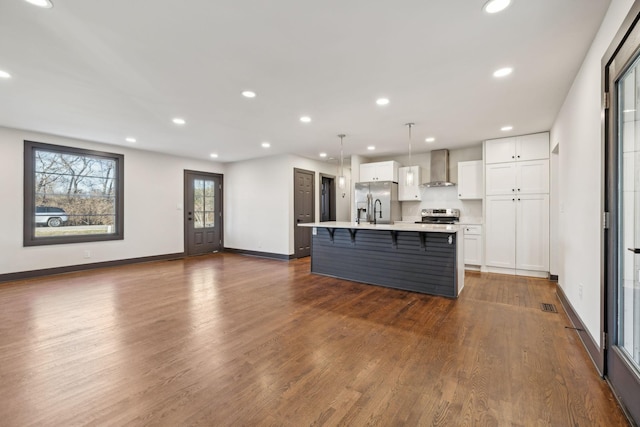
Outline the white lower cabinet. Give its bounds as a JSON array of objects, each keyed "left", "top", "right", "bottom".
[
  {"left": 485, "top": 194, "right": 549, "bottom": 274},
  {"left": 463, "top": 225, "right": 483, "bottom": 267},
  {"left": 485, "top": 196, "right": 517, "bottom": 268},
  {"left": 515, "top": 194, "right": 550, "bottom": 271}
]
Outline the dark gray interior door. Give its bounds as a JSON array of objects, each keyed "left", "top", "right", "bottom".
[
  {"left": 604, "top": 4, "right": 640, "bottom": 424},
  {"left": 294, "top": 168, "right": 314, "bottom": 258},
  {"left": 184, "top": 171, "right": 222, "bottom": 256}
]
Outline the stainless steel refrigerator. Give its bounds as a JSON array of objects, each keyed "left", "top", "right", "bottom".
[{"left": 354, "top": 181, "right": 401, "bottom": 224}]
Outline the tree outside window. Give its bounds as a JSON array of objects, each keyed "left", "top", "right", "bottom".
[{"left": 24, "top": 141, "right": 124, "bottom": 246}]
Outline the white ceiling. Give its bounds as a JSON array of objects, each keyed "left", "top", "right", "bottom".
[{"left": 0, "top": 0, "right": 611, "bottom": 163}]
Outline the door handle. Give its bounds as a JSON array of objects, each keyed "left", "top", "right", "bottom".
[
  {"left": 297, "top": 219, "right": 301, "bottom": 223},
  {"left": 627, "top": 248, "right": 640, "bottom": 253}
]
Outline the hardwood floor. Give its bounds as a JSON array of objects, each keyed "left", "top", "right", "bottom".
[{"left": 0, "top": 253, "right": 629, "bottom": 426}]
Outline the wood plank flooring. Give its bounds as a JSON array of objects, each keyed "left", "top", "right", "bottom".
[{"left": 0, "top": 253, "right": 629, "bottom": 426}]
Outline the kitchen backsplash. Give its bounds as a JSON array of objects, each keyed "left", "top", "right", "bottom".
[{"left": 401, "top": 186, "right": 482, "bottom": 224}]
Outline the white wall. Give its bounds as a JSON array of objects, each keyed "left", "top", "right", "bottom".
[
  {"left": 224, "top": 154, "right": 350, "bottom": 256},
  {"left": 551, "top": 0, "right": 634, "bottom": 345},
  {"left": 0, "top": 126, "right": 224, "bottom": 275}
]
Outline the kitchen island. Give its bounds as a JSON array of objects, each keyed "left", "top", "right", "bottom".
[{"left": 298, "top": 221, "right": 464, "bottom": 298}]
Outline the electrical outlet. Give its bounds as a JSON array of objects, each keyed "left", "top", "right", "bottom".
[
  {"left": 578, "top": 283, "right": 583, "bottom": 300},
  {"left": 84, "top": 250, "right": 91, "bottom": 259}
]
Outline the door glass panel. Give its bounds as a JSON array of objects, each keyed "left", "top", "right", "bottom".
[
  {"left": 192, "top": 178, "right": 215, "bottom": 229},
  {"left": 617, "top": 59, "right": 640, "bottom": 368}
]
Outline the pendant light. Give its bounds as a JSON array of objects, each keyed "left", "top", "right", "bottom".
[
  {"left": 338, "top": 134, "right": 346, "bottom": 192},
  {"left": 405, "top": 123, "right": 415, "bottom": 186}
]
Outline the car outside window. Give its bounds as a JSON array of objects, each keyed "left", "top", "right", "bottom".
[{"left": 24, "top": 140, "right": 124, "bottom": 246}]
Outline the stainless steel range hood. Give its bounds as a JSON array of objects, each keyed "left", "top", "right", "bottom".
[{"left": 423, "top": 149, "right": 455, "bottom": 187}]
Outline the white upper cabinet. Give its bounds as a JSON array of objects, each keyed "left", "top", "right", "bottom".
[
  {"left": 486, "top": 160, "right": 549, "bottom": 195},
  {"left": 516, "top": 160, "right": 549, "bottom": 194},
  {"left": 457, "top": 160, "right": 483, "bottom": 199},
  {"left": 517, "top": 133, "right": 549, "bottom": 161},
  {"left": 485, "top": 163, "right": 517, "bottom": 195},
  {"left": 485, "top": 132, "right": 549, "bottom": 164},
  {"left": 359, "top": 161, "right": 400, "bottom": 182},
  {"left": 398, "top": 166, "right": 422, "bottom": 201},
  {"left": 485, "top": 137, "right": 517, "bottom": 164}
]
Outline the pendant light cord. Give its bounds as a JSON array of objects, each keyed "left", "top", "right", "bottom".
[{"left": 338, "top": 134, "right": 345, "bottom": 177}]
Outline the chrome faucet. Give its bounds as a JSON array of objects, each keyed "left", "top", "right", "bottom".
[{"left": 373, "top": 199, "right": 382, "bottom": 224}]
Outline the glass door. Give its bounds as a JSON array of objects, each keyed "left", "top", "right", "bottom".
[
  {"left": 618, "top": 60, "right": 640, "bottom": 377},
  {"left": 184, "top": 171, "right": 222, "bottom": 256},
  {"left": 605, "top": 6, "right": 640, "bottom": 424}
]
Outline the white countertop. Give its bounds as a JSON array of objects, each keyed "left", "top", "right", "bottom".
[{"left": 298, "top": 221, "right": 460, "bottom": 233}]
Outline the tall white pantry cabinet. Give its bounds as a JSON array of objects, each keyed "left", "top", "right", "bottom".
[{"left": 484, "top": 132, "right": 550, "bottom": 277}]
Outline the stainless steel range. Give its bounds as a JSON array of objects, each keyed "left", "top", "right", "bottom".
[{"left": 415, "top": 208, "right": 460, "bottom": 224}]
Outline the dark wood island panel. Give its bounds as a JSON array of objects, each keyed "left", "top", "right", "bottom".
[{"left": 311, "top": 227, "right": 461, "bottom": 297}]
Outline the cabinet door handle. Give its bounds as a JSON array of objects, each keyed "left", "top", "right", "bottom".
[
  {"left": 512, "top": 188, "right": 515, "bottom": 192},
  {"left": 628, "top": 248, "right": 640, "bottom": 253},
  {"left": 517, "top": 155, "right": 520, "bottom": 158},
  {"left": 512, "top": 155, "right": 515, "bottom": 159},
  {"left": 517, "top": 188, "right": 520, "bottom": 191},
  {"left": 512, "top": 198, "right": 515, "bottom": 201}
]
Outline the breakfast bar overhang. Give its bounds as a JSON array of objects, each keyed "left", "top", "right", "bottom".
[{"left": 298, "top": 222, "right": 464, "bottom": 298}]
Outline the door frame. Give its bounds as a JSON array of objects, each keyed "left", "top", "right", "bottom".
[
  {"left": 602, "top": 2, "right": 640, "bottom": 424},
  {"left": 319, "top": 173, "right": 336, "bottom": 222},
  {"left": 183, "top": 170, "right": 224, "bottom": 256}
]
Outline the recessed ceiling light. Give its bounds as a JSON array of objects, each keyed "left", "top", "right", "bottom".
[
  {"left": 242, "top": 90, "right": 256, "bottom": 98},
  {"left": 261, "top": 142, "right": 270, "bottom": 148},
  {"left": 501, "top": 125, "right": 513, "bottom": 131},
  {"left": 483, "top": 0, "right": 511, "bottom": 14},
  {"left": 319, "top": 152, "right": 327, "bottom": 158},
  {"left": 493, "top": 67, "right": 513, "bottom": 78},
  {"left": 376, "top": 98, "right": 390, "bottom": 106},
  {"left": 24, "top": 0, "right": 53, "bottom": 8},
  {"left": 425, "top": 137, "right": 436, "bottom": 143},
  {"left": 172, "top": 118, "right": 186, "bottom": 125},
  {"left": 0, "top": 70, "right": 11, "bottom": 79},
  {"left": 367, "top": 146, "right": 376, "bottom": 151},
  {"left": 300, "top": 116, "right": 311, "bottom": 123},
  {"left": 125, "top": 137, "right": 136, "bottom": 143},
  {"left": 210, "top": 153, "right": 219, "bottom": 158}
]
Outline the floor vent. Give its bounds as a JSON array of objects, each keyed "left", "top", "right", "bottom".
[{"left": 540, "top": 303, "right": 558, "bottom": 313}]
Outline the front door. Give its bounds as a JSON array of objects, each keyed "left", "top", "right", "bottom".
[
  {"left": 184, "top": 170, "right": 223, "bottom": 256},
  {"left": 604, "top": 4, "right": 640, "bottom": 424},
  {"left": 294, "top": 168, "right": 314, "bottom": 258}
]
